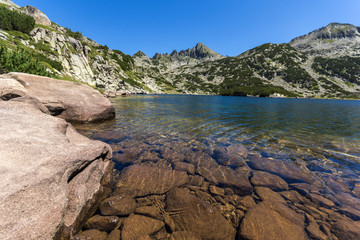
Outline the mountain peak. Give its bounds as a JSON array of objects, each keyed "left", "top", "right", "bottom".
[
  {"left": 289, "top": 23, "right": 360, "bottom": 57},
  {"left": 290, "top": 23, "right": 360, "bottom": 45},
  {"left": 133, "top": 51, "right": 147, "bottom": 58},
  {"left": 195, "top": 42, "right": 206, "bottom": 48},
  {"left": 153, "top": 42, "right": 223, "bottom": 61}
]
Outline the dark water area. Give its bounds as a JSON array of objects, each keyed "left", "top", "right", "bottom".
[{"left": 74, "top": 95, "right": 360, "bottom": 239}]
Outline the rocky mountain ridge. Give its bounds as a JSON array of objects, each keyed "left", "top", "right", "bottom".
[
  {"left": 153, "top": 42, "right": 223, "bottom": 64},
  {"left": 290, "top": 23, "right": 360, "bottom": 57},
  {"left": 1, "top": 1, "right": 360, "bottom": 98},
  {"left": 130, "top": 22, "right": 360, "bottom": 98}
]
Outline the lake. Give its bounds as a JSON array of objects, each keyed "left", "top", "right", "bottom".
[{"left": 75, "top": 95, "right": 360, "bottom": 239}]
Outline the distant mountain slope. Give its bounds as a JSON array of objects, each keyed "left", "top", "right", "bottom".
[
  {"left": 133, "top": 28, "right": 360, "bottom": 98},
  {"left": 0, "top": 1, "right": 359, "bottom": 98},
  {"left": 290, "top": 23, "right": 360, "bottom": 57}
]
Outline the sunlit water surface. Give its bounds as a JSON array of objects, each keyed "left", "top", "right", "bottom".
[{"left": 76, "top": 95, "right": 360, "bottom": 177}]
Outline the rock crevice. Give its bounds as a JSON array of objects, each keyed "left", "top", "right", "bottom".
[{"left": 0, "top": 75, "right": 115, "bottom": 240}]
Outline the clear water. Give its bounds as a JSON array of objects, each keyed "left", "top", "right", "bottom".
[
  {"left": 74, "top": 95, "right": 360, "bottom": 238},
  {"left": 76, "top": 95, "right": 360, "bottom": 177}
]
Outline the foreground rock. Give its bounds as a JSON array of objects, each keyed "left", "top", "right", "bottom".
[
  {"left": 0, "top": 101, "right": 113, "bottom": 240},
  {"left": 0, "top": 72, "right": 115, "bottom": 123}
]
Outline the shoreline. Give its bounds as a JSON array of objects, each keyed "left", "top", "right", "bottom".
[
  {"left": 108, "top": 91, "right": 360, "bottom": 101},
  {"left": 1, "top": 73, "right": 360, "bottom": 239}
]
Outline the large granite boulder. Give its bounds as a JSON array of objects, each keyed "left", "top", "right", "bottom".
[
  {"left": 0, "top": 72, "right": 115, "bottom": 123},
  {"left": 22, "top": 5, "right": 52, "bottom": 26},
  {"left": 0, "top": 101, "right": 113, "bottom": 240}
]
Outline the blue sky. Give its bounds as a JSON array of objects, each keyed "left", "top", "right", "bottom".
[{"left": 14, "top": 0, "right": 360, "bottom": 57}]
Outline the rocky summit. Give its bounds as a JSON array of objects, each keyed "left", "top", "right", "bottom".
[
  {"left": 153, "top": 42, "right": 223, "bottom": 63},
  {"left": 290, "top": 23, "right": 360, "bottom": 57}
]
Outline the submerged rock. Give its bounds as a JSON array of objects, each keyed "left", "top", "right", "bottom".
[
  {"left": 331, "top": 219, "right": 360, "bottom": 240},
  {"left": 166, "top": 188, "right": 236, "bottom": 240},
  {"left": 100, "top": 195, "right": 137, "bottom": 216},
  {"left": 213, "top": 144, "right": 247, "bottom": 167},
  {"left": 198, "top": 164, "right": 253, "bottom": 196},
  {"left": 0, "top": 72, "right": 115, "bottom": 123},
  {"left": 0, "top": 101, "right": 112, "bottom": 240},
  {"left": 239, "top": 201, "right": 306, "bottom": 240},
  {"left": 83, "top": 215, "right": 120, "bottom": 233},
  {"left": 115, "top": 165, "right": 189, "bottom": 197},
  {"left": 248, "top": 154, "right": 313, "bottom": 183},
  {"left": 74, "top": 229, "right": 108, "bottom": 240},
  {"left": 121, "top": 214, "right": 165, "bottom": 240},
  {"left": 251, "top": 170, "right": 289, "bottom": 191},
  {"left": 170, "top": 231, "right": 199, "bottom": 240}
]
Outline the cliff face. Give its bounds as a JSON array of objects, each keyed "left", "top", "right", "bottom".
[{"left": 1, "top": 1, "right": 360, "bottom": 98}]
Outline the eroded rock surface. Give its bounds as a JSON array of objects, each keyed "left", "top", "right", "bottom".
[
  {"left": 0, "top": 72, "right": 115, "bottom": 123},
  {"left": 0, "top": 101, "right": 112, "bottom": 240}
]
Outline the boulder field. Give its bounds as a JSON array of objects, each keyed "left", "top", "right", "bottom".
[{"left": 0, "top": 73, "right": 115, "bottom": 239}]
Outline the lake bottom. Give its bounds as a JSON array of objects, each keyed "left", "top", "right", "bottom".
[{"left": 73, "top": 95, "right": 360, "bottom": 240}]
